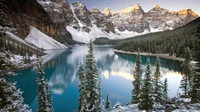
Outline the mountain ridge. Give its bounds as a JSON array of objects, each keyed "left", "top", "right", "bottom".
[{"left": 1, "top": 0, "right": 199, "bottom": 44}]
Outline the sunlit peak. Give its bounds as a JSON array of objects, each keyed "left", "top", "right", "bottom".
[
  {"left": 154, "top": 4, "right": 161, "bottom": 9},
  {"left": 103, "top": 7, "right": 111, "bottom": 15},
  {"left": 120, "top": 3, "right": 142, "bottom": 13},
  {"left": 133, "top": 3, "right": 141, "bottom": 9}
]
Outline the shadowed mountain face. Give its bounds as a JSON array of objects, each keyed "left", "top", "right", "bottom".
[{"left": 1, "top": 0, "right": 72, "bottom": 44}]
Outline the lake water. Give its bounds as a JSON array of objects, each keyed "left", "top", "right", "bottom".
[{"left": 10, "top": 45, "right": 183, "bottom": 112}]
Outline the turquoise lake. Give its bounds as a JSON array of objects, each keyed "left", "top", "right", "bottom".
[{"left": 10, "top": 46, "right": 183, "bottom": 112}]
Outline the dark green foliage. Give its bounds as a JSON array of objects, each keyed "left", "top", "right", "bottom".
[
  {"left": 163, "top": 78, "right": 168, "bottom": 100},
  {"left": 190, "top": 72, "right": 200, "bottom": 103},
  {"left": 194, "top": 24, "right": 200, "bottom": 70},
  {"left": 105, "top": 94, "right": 111, "bottom": 110},
  {"left": 114, "top": 18, "right": 200, "bottom": 58},
  {"left": 180, "top": 48, "right": 192, "bottom": 96},
  {"left": 78, "top": 62, "right": 86, "bottom": 112},
  {"left": 138, "top": 59, "right": 154, "bottom": 111},
  {"left": 191, "top": 21, "right": 200, "bottom": 103},
  {"left": 84, "top": 40, "right": 101, "bottom": 111},
  {"left": 132, "top": 49, "right": 142, "bottom": 104},
  {"left": 153, "top": 57, "right": 164, "bottom": 103},
  {"left": 93, "top": 37, "right": 117, "bottom": 45}
]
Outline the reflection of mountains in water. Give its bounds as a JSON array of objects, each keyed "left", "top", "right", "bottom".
[
  {"left": 10, "top": 49, "right": 74, "bottom": 105},
  {"left": 9, "top": 46, "right": 183, "bottom": 106}
]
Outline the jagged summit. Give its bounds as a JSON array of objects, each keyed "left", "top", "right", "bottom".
[
  {"left": 120, "top": 3, "right": 143, "bottom": 13},
  {"left": 103, "top": 7, "right": 111, "bottom": 15},
  {"left": 91, "top": 7, "right": 100, "bottom": 13},
  {"left": 178, "top": 9, "right": 199, "bottom": 17},
  {"left": 133, "top": 3, "right": 141, "bottom": 10},
  {"left": 154, "top": 4, "right": 161, "bottom": 9}
]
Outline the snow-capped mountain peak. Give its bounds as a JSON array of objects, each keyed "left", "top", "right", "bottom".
[
  {"left": 34, "top": 0, "right": 199, "bottom": 43},
  {"left": 154, "top": 4, "right": 161, "bottom": 9},
  {"left": 103, "top": 7, "right": 111, "bottom": 15}
]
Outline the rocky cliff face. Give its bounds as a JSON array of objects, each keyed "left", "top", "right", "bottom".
[
  {"left": 67, "top": 2, "right": 115, "bottom": 33},
  {"left": 106, "top": 4, "right": 198, "bottom": 32},
  {"left": 1, "top": 0, "right": 53, "bottom": 38},
  {"left": 1, "top": 0, "right": 72, "bottom": 44},
  {"left": 1, "top": 0, "right": 199, "bottom": 43},
  {"left": 110, "top": 4, "right": 150, "bottom": 33}
]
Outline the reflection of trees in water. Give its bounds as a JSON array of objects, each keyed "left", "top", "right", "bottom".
[
  {"left": 9, "top": 50, "right": 76, "bottom": 105},
  {"left": 115, "top": 53, "right": 182, "bottom": 72},
  {"left": 9, "top": 46, "right": 182, "bottom": 108}
]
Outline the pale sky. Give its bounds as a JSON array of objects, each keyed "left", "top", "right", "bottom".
[{"left": 68, "top": 0, "right": 200, "bottom": 15}]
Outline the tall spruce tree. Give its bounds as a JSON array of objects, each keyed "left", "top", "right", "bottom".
[
  {"left": 84, "top": 40, "right": 101, "bottom": 112},
  {"left": 138, "top": 59, "right": 153, "bottom": 111},
  {"left": 37, "top": 60, "right": 48, "bottom": 112},
  {"left": 190, "top": 72, "right": 200, "bottom": 103},
  {"left": 132, "top": 49, "right": 142, "bottom": 104},
  {"left": 78, "top": 62, "right": 86, "bottom": 112},
  {"left": 105, "top": 94, "right": 111, "bottom": 110},
  {"left": 153, "top": 57, "right": 164, "bottom": 103},
  {"left": 163, "top": 78, "right": 168, "bottom": 100},
  {"left": 180, "top": 47, "right": 192, "bottom": 96},
  {"left": 45, "top": 80, "right": 53, "bottom": 112}
]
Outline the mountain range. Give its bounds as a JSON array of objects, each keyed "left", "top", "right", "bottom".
[{"left": 1, "top": 0, "right": 199, "bottom": 44}]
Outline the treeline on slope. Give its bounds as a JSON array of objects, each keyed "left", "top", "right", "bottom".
[
  {"left": 114, "top": 17, "right": 200, "bottom": 58},
  {"left": 0, "top": 1, "right": 47, "bottom": 72}
]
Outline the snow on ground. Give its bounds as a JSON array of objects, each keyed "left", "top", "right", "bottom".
[
  {"left": 149, "top": 25, "right": 163, "bottom": 32},
  {"left": 25, "top": 26, "right": 67, "bottom": 50},
  {"left": 10, "top": 54, "right": 37, "bottom": 65},
  {"left": 6, "top": 32, "right": 38, "bottom": 50},
  {"left": 109, "top": 103, "right": 200, "bottom": 112}
]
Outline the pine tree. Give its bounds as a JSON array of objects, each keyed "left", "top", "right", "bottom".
[
  {"left": 105, "top": 94, "right": 111, "bottom": 110},
  {"left": 180, "top": 47, "right": 192, "bottom": 96},
  {"left": 45, "top": 80, "right": 53, "bottom": 112},
  {"left": 163, "top": 78, "right": 168, "bottom": 100},
  {"left": 132, "top": 49, "right": 142, "bottom": 104},
  {"left": 37, "top": 60, "right": 48, "bottom": 112},
  {"left": 78, "top": 62, "right": 86, "bottom": 112},
  {"left": 138, "top": 59, "right": 153, "bottom": 111},
  {"left": 0, "top": 73, "right": 30, "bottom": 112},
  {"left": 84, "top": 40, "right": 101, "bottom": 112},
  {"left": 153, "top": 57, "right": 164, "bottom": 103},
  {"left": 190, "top": 72, "right": 200, "bottom": 103}
]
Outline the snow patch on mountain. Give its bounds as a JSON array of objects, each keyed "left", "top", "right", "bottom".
[
  {"left": 66, "top": 25, "right": 120, "bottom": 43},
  {"left": 6, "top": 31, "right": 38, "bottom": 50},
  {"left": 25, "top": 26, "right": 67, "bottom": 50},
  {"left": 66, "top": 24, "right": 164, "bottom": 43},
  {"left": 70, "top": 4, "right": 84, "bottom": 28},
  {"left": 115, "top": 29, "right": 150, "bottom": 38}
]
